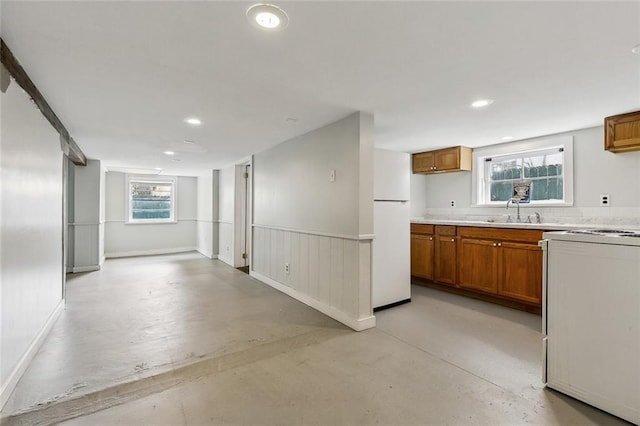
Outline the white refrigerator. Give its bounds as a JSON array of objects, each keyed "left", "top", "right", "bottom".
[{"left": 372, "top": 149, "right": 411, "bottom": 310}]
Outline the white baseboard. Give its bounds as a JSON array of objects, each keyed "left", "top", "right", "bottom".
[
  {"left": 71, "top": 265, "right": 100, "bottom": 273},
  {"left": 105, "top": 246, "right": 197, "bottom": 258},
  {"left": 196, "top": 248, "right": 212, "bottom": 258},
  {"left": 217, "top": 255, "right": 233, "bottom": 267},
  {"left": 250, "top": 271, "right": 376, "bottom": 332},
  {"left": 1, "top": 300, "right": 65, "bottom": 410},
  {"left": 196, "top": 248, "right": 218, "bottom": 259}
]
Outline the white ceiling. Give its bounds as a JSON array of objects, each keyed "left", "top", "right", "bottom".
[{"left": 2, "top": 1, "right": 639, "bottom": 176}]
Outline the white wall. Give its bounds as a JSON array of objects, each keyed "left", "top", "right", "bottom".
[
  {"left": 411, "top": 126, "right": 640, "bottom": 222},
  {"left": 253, "top": 116, "right": 362, "bottom": 236},
  {"left": 1, "top": 79, "right": 64, "bottom": 408},
  {"left": 251, "top": 112, "right": 375, "bottom": 331},
  {"left": 196, "top": 170, "right": 219, "bottom": 259},
  {"left": 71, "top": 159, "right": 103, "bottom": 272},
  {"left": 99, "top": 162, "right": 106, "bottom": 264},
  {"left": 104, "top": 172, "right": 198, "bottom": 257},
  {"left": 217, "top": 165, "right": 235, "bottom": 266}
]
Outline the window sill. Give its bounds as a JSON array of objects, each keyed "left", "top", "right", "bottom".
[
  {"left": 125, "top": 220, "right": 178, "bottom": 225},
  {"left": 472, "top": 202, "right": 574, "bottom": 208}
]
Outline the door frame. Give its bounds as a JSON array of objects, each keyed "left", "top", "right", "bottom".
[{"left": 233, "top": 158, "right": 253, "bottom": 269}]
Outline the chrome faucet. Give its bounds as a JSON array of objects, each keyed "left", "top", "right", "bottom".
[{"left": 506, "top": 198, "right": 521, "bottom": 223}]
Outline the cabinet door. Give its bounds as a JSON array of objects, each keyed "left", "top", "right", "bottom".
[
  {"left": 458, "top": 238, "right": 499, "bottom": 294},
  {"left": 498, "top": 242, "right": 542, "bottom": 304},
  {"left": 434, "top": 147, "right": 460, "bottom": 171},
  {"left": 411, "top": 234, "right": 434, "bottom": 280},
  {"left": 435, "top": 235, "right": 457, "bottom": 286},
  {"left": 412, "top": 152, "right": 435, "bottom": 173},
  {"left": 605, "top": 111, "right": 640, "bottom": 153}
]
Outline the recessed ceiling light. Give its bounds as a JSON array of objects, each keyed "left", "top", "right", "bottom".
[
  {"left": 184, "top": 117, "right": 202, "bottom": 126},
  {"left": 501, "top": 136, "right": 514, "bottom": 141},
  {"left": 285, "top": 117, "right": 298, "bottom": 123},
  {"left": 471, "top": 99, "right": 494, "bottom": 108},
  {"left": 247, "top": 4, "right": 289, "bottom": 30},
  {"left": 171, "top": 158, "right": 182, "bottom": 162},
  {"left": 632, "top": 44, "right": 640, "bottom": 54},
  {"left": 183, "top": 140, "right": 196, "bottom": 145},
  {"left": 154, "top": 168, "right": 163, "bottom": 170},
  {"left": 163, "top": 151, "right": 175, "bottom": 156}
]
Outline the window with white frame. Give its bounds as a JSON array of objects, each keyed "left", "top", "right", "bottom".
[
  {"left": 473, "top": 136, "right": 573, "bottom": 206},
  {"left": 126, "top": 175, "right": 177, "bottom": 223}
]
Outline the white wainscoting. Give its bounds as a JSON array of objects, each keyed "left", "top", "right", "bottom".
[
  {"left": 251, "top": 225, "right": 375, "bottom": 331},
  {"left": 196, "top": 220, "right": 216, "bottom": 259},
  {"left": 0, "top": 300, "right": 64, "bottom": 408},
  {"left": 218, "top": 221, "right": 234, "bottom": 266},
  {"left": 72, "top": 222, "right": 101, "bottom": 272}
]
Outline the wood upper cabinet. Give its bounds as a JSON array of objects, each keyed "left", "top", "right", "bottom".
[
  {"left": 412, "top": 151, "right": 436, "bottom": 173},
  {"left": 605, "top": 110, "right": 640, "bottom": 153},
  {"left": 458, "top": 238, "right": 499, "bottom": 294},
  {"left": 434, "top": 226, "right": 457, "bottom": 286},
  {"left": 412, "top": 146, "right": 472, "bottom": 174}
]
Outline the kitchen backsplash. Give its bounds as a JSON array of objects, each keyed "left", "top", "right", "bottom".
[{"left": 416, "top": 206, "right": 640, "bottom": 226}]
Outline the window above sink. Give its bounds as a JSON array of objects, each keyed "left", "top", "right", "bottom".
[{"left": 472, "top": 136, "right": 574, "bottom": 207}]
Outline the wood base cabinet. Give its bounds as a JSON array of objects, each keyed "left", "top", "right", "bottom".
[
  {"left": 458, "top": 227, "right": 543, "bottom": 305},
  {"left": 410, "top": 224, "right": 434, "bottom": 281},
  {"left": 498, "top": 242, "right": 542, "bottom": 305},
  {"left": 411, "top": 224, "right": 545, "bottom": 312},
  {"left": 411, "top": 234, "right": 434, "bottom": 280},
  {"left": 458, "top": 238, "right": 499, "bottom": 294},
  {"left": 434, "top": 226, "right": 457, "bottom": 286}
]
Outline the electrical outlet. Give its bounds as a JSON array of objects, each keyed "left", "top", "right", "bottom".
[
  {"left": 450, "top": 200, "right": 456, "bottom": 208},
  {"left": 600, "top": 194, "right": 610, "bottom": 206},
  {"left": 284, "top": 263, "right": 290, "bottom": 274}
]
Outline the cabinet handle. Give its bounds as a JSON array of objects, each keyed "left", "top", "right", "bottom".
[
  {"left": 492, "top": 243, "right": 497, "bottom": 247},
  {"left": 429, "top": 237, "right": 433, "bottom": 241},
  {"left": 498, "top": 243, "right": 502, "bottom": 247},
  {"left": 450, "top": 238, "right": 455, "bottom": 242}
]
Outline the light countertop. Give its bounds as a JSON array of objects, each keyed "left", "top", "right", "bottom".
[{"left": 411, "top": 218, "right": 640, "bottom": 232}]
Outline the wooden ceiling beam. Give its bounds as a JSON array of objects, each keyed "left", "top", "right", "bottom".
[{"left": 1, "top": 38, "right": 87, "bottom": 166}]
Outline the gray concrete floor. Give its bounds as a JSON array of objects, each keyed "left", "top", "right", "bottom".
[{"left": 1, "top": 252, "right": 628, "bottom": 425}]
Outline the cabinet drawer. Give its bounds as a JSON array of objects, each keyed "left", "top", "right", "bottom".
[
  {"left": 411, "top": 224, "right": 434, "bottom": 235},
  {"left": 458, "top": 226, "right": 542, "bottom": 244},
  {"left": 435, "top": 225, "right": 456, "bottom": 236}
]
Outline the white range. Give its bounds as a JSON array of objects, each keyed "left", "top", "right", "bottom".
[{"left": 541, "top": 229, "right": 640, "bottom": 424}]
